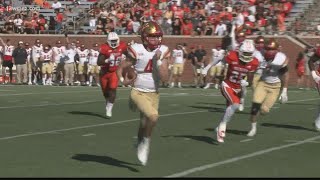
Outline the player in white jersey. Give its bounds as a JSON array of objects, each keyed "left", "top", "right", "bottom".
[
  {"left": 307, "top": 47, "right": 320, "bottom": 131},
  {"left": 117, "top": 21, "right": 170, "bottom": 166},
  {"left": 76, "top": 44, "right": 89, "bottom": 85},
  {"left": 170, "top": 43, "right": 187, "bottom": 88},
  {"left": 32, "top": 39, "right": 43, "bottom": 84},
  {"left": 24, "top": 43, "right": 33, "bottom": 85},
  {"left": 203, "top": 44, "right": 225, "bottom": 89},
  {"left": 252, "top": 36, "right": 266, "bottom": 91},
  {"left": 88, "top": 43, "right": 100, "bottom": 87},
  {"left": 0, "top": 45, "right": 3, "bottom": 71},
  {"left": 40, "top": 46, "right": 53, "bottom": 85},
  {"left": 247, "top": 38, "right": 289, "bottom": 137},
  {"left": 52, "top": 40, "right": 66, "bottom": 84},
  {"left": 0, "top": 38, "right": 14, "bottom": 84}
]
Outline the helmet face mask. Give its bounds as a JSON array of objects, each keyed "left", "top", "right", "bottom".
[
  {"left": 239, "top": 39, "right": 255, "bottom": 63},
  {"left": 107, "top": 32, "right": 120, "bottom": 49}
]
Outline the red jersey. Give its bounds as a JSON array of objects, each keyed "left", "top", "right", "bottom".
[
  {"left": 224, "top": 51, "right": 259, "bottom": 89},
  {"left": 99, "top": 41, "right": 127, "bottom": 73}
]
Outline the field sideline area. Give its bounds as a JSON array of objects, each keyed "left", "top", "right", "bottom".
[{"left": 0, "top": 85, "right": 319, "bottom": 177}]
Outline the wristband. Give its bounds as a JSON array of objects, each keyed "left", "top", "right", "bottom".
[{"left": 120, "top": 77, "right": 124, "bottom": 83}]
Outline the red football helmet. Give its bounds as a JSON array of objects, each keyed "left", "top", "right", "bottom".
[
  {"left": 140, "top": 21, "right": 163, "bottom": 50},
  {"left": 264, "top": 38, "right": 279, "bottom": 61},
  {"left": 255, "top": 35, "right": 265, "bottom": 51}
]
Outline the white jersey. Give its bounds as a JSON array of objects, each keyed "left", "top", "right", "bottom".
[
  {"left": 52, "top": 46, "right": 66, "bottom": 63},
  {"left": 89, "top": 49, "right": 99, "bottom": 65},
  {"left": 26, "top": 48, "right": 32, "bottom": 61},
  {"left": 172, "top": 49, "right": 184, "bottom": 64},
  {"left": 129, "top": 43, "right": 170, "bottom": 92},
  {"left": 76, "top": 49, "right": 89, "bottom": 64},
  {"left": 4, "top": 45, "right": 14, "bottom": 56},
  {"left": 32, "top": 45, "right": 43, "bottom": 60},
  {"left": 40, "top": 50, "right": 53, "bottom": 62},
  {"left": 253, "top": 50, "right": 265, "bottom": 75},
  {"left": 260, "top": 52, "right": 287, "bottom": 84},
  {"left": 212, "top": 49, "right": 225, "bottom": 66},
  {"left": 64, "top": 48, "right": 77, "bottom": 64}
]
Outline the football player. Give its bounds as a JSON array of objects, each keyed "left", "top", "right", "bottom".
[
  {"left": 40, "top": 45, "right": 53, "bottom": 85},
  {"left": 25, "top": 42, "right": 33, "bottom": 85},
  {"left": 32, "top": 39, "right": 43, "bottom": 85},
  {"left": 88, "top": 43, "right": 100, "bottom": 87},
  {"left": 213, "top": 39, "right": 259, "bottom": 143},
  {"left": 97, "top": 32, "right": 127, "bottom": 118},
  {"left": 170, "top": 43, "right": 187, "bottom": 88},
  {"left": 76, "top": 44, "right": 90, "bottom": 85},
  {"left": 252, "top": 36, "right": 266, "bottom": 90},
  {"left": 117, "top": 21, "right": 170, "bottom": 166},
  {"left": 307, "top": 46, "right": 320, "bottom": 131},
  {"left": 203, "top": 44, "right": 225, "bottom": 89},
  {"left": 247, "top": 38, "right": 289, "bottom": 137},
  {"left": 0, "top": 38, "right": 14, "bottom": 84},
  {"left": 52, "top": 40, "right": 66, "bottom": 85}
]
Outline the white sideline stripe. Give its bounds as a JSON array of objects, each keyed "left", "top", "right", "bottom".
[
  {"left": 0, "top": 90, "right": 101, "bottom": 96},
  {"left": 240, "top": 139, "right": 253, "bottom": 143},
  {"left": 0, "top": 110, "right": 207, "bottom": 141},
  {"left": 82, "top": 133, "right": 96, "bottom": 137},
  {"left": 165, "top": 135, "right": 320, "bottom": 177},
  {"left": 284, "top": 140, "right": 320, "bottom": 144},
  {"left": 0, "top": 89, "right": 16, "bottom": 91}
]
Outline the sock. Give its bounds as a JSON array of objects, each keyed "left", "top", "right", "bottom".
[
  {"left": 221, "top": 104, "right": 240, "bottom": 124},
  {"left": 178, "top": 82, "right": 181, "bottom": 86},
  {"left": 42, "top": 78, "right": 46, "bottom": 84},
  {"left": 171, "top": 82, "right": 174, "bottom": 86},
  {"left": 28, "top": 73, "right": 32, "bottom": 82},
  {"left": 106, "top": 102, "right": 114, "bottom": 112},
  {"left": 48, "top": 77, "right": 52, "bottom": 84},
  {"left": 89, "top": 75, "right": 93, "bottom": 83},
  {"left": 251, "top": 122, "right": 257, "bottom": 130},
  {"left": 315, "top": 113, "right": 320, "bottom": 128}
]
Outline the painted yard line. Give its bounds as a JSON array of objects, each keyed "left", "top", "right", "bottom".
[
  {"left": 0, "top": 110, "right": 208, "bottom": 141},
  {"left": 165, "top": 135, "right": 320, "bottom": 177},
  {"left": 82, "top": 133, "right": 96, "bottom": 137},
  {"left": 0, "top": 90, "right": 101, "bottom": 96},
  {"left": 284, "top": 140, "right": 320, "bottom": 144},
  {"left": 0, "top": 89, "right": 16, "bottom": 91},
  {"left": 0, "top": 93, "right": 220, "bottom": 109},
  {"left": 240, "top": 139, "right": 253, "bottom": 143}
]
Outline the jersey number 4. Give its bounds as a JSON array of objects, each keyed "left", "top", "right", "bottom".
[{"left": 144, "top": 59, "right": 153, "bottom": 72}]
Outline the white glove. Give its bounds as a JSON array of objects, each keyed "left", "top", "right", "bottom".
[
  {"left": 240, "top": 79, "right": 249, "bottom": 87},
  {"left": 279, "top": 88, "right": 288, "bottom": 104},
  {"left": 105, "top": 59, "right": 109, "bottom": 63},
  {"left": 201, "top": 68, "right": 208, "bottom": 76},
  {"left": 311, "top": 71, "right": 320, "bottom": 83}
]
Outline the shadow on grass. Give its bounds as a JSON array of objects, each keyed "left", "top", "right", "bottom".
[
  {"left": 205, "top": 128, "right": 248, "bottom": 136},
  {"left": 261, "top": 123, "right": 317, "bottom": 132},
  {"left": 68, "top": 111, "right": 106, "bottom": 119},
  {"left": 72, "top": 154, "right": 140, "bottom": 172},
  {"left": 161, "top": 135, "right": 219, "bottom": 145},
  {"left": 188, "top": 105, "right": 225, "bottom": 113}
]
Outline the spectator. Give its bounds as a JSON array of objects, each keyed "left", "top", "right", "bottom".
[
  {"left": 215, "top": 20, "right": 227, "bottom": 36},
  {"left": 172, "top": 17, "right": 182, "bottom": 35},
  {"left": 295, "top": 51, "right": 305, "bottom": 89},
  {"left": 51, "top": 0, "right": 62, "bottom": 10},
  {"left": 12, "top": 41, "right": 28, "bottom": 84},
  {"left": 13, "top": 14, "right": 23, "bottom": 34},
  {"left": 36, "top": 14, "right": 47, "bottom": 33},
  {"left": 181, "top": 18, "right": 193, "bottom": 35},
  {"left": 23, "top": 17, "right": 34, "bottom": 34},
  {"left": 54, "top": 9, "right": 63, "bottom": 32},
  {"left": 89, "top": 16, "right": 96, "bottom": 27},
  {"left": 95, "top": 20, "right": 103, "bottom": 34},
  {"left": 204, "top": 21, "right": 214, "bottom": 35}
]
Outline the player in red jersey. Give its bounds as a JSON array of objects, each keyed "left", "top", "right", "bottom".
[
  {"left": 213, "top": 39, "right": 259, "bottom": 143},
  {"left": 97, "top": 32, "right": 128, "bottom": 118}
]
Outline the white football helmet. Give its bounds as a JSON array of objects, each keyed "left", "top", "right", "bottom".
[
  {"left": 107, "top": 32, "right": 120, "bottom": 49},
  {"left": 239, "top": 39, "right": 255, "bottom": 63}
]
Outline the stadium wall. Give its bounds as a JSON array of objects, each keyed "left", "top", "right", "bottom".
[{"left": 0, "top": 34, "right": 309, "bottom": 87}]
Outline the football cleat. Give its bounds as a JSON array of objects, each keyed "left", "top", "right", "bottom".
[
  {"left": 137, "top": 138, "right": 150, "bottom": 166},
  {"left": 203, "top": 84, "right": 210, "bottom": 89},
  {"left": 216, "top": 124, "right": 226, "bottom": 143},
  {"left": 239, "top": 98, "right": 245, "bottom": 111},
  {"left": 106, "top": 108, "right": 112, "bottom": 118},
  {"left": 247, "top": 128, "right": 257, "bottom": 137}
]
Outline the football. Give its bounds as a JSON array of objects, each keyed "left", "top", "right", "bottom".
[{"left": 123, "top": 66, "right": 137, "bottom": 80}]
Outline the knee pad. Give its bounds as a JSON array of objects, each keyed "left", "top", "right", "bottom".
[{"left": 251, "top": 103, "right": 261, "bottom": 115}]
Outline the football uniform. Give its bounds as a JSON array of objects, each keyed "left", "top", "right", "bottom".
[
  {"left": 40, "top": 50, "right": 53, "bottom": 74},
  {"left": 128, "top": 43, "right": 170, "bottom": 118},
  {"left": 3, "top": 45, "right": 14, "bottom": 67},
  {"left": 221, "top": 51, "right": 259, "bottom": 105},
  {"left": 252, "top": 49, "right": 265, "bottom": 90},
  {"left": 76, "top": 49, "right": 89, "bottom": 75},
  {"left": 52, "top": 46, "right": 66, "bottom": 73},
  {"left": 32, "top": 45, "right": 43, "bottom": 69},
  {"left": 99, "top": 41, "right": 127, "bottom": 91},
  {"left": 172, "top": 49, "right": 184, "bottom": 75},
  {"left": 209, "top": 48, "right": 225, "bottom": 77},
  {"left": 26, "top": 47, "right": 32, "bottom": 73},
  {"left": 88, "top": 49, "right": 100, "bottom": 74},
  {"left": 253, "top": 52, "right": 288, "bottom": 113}
]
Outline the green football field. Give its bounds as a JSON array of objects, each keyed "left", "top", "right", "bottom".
[{"left": 0, "top": 85, "right": 319, "bottom": 177}]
